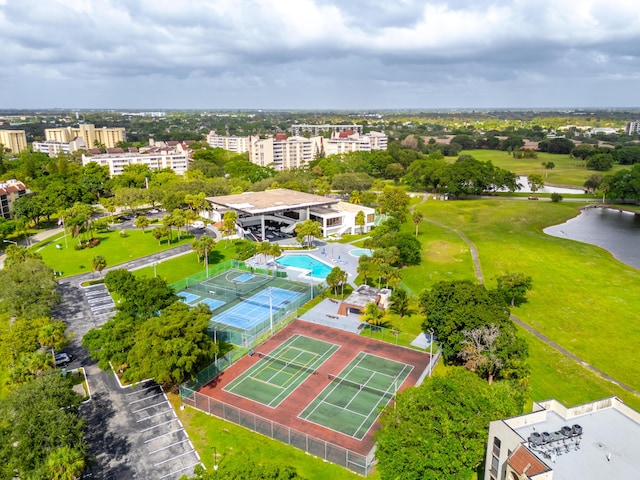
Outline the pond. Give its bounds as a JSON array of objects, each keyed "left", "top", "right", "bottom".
[{"left": 544, "top": 207, "right": 640, "bottom": 269}]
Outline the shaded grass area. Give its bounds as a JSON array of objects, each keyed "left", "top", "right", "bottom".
[
  {"left": 411, "top": 199, "right": 640, "bottom": 393},
  {"left": 168, "top": 393, "right": 370, "bottom": 480},
  {"left": 36, "top": 229, "right": 196, "bottom": 277},
  {"left": 457, "top": 149, "right": 627, "bottom": 187}
]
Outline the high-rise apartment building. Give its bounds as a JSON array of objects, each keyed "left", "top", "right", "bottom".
[
  {"left": 45, "top": 124, "right": 126, "bottom": 149},
  {"left": 625, "top": 121, "right": 640, "bottom": 135},
  {"left": 0, "top": 130, "right": 28, "bottom": 153},
  {"left": 206, "top": 132, "right": 251, "bottom": 153}
]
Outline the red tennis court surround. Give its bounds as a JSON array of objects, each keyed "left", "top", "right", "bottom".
[{"left": 197, "top": 320, "right": 432, "bottom": 458}]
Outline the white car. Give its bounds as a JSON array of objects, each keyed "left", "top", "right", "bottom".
[
  {"left": 54, "top": 352, "right": 73, "bottom": 367},
  {"left": 192, "top": 220, "right": 205, "bottom": 229}
]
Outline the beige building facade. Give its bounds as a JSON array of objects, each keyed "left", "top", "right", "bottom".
[
  {"left": 45, "top": 124, "right": 126, "bottom": 149},
  {"left": 0, "top": 130, "right": 28, "bottom": 153},
  {"left": 82, "top": 144, "right": 190, "bottom": 176}
]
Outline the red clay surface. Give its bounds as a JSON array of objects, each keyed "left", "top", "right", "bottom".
[{"left": 198, "top": 320, "right": 432, "bottom": 455}]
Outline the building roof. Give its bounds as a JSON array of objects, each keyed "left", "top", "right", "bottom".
[
  {"left": 341, "top": 284, "right": 389, "bottom": 310},
  {"left": 206, "top": 188, "right": 338, "bottom": 215},
  {"left": 333, "top": 201, "right": 375, "bottom": 215},
  {"left": 505, "top": 398, "right": 640, "bottom": 480},
  {"left": 507, "top": 446, "right": 549, "bottom": 478}
]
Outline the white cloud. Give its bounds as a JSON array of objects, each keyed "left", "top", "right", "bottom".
[{"left": 0, "top": 0, "right": 639, "bottom": 108}]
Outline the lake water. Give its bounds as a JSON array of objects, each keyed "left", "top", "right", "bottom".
[
  {"left": 514, "top": 176, "right": 585, "bottom": 194},
  {"left": 544, "top": 207, "right": 640, "bottom": 269}
]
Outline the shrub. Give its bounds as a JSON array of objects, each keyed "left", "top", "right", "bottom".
[{"left": 551, "top": 193, "right": 563, "bottom": 202}]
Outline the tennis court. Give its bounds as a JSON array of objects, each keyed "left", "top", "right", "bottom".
[
  {"left": 178, "top": 292, "right": 226, "bottom": 311},
  {"left": 212, "top": 287, "right": 302, "bottom": 330},
  {"left": 299, "top": 352, "right": 413, "bottom": 439},
  {"left": 224, "top": 334, "right": 339, "bottom": 408}
]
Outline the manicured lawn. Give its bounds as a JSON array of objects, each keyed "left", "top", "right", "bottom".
[
  {"left": 456, "top": 149, "right": 627, "bottom": 188},
  {"left": 168, "top": 393, "right": 371, "bottom": 480},
  {"left": 36, "top": 229, "right": 197, "bottom": 277},
  {"left": 401, "top": 219, "right": 475, "bottom": 293},
  {"left": 132, "top": 244, "right": 237, "bottom": 285},
  {"left": 410, "top": 199, "right": 640, "bottom": 393}
]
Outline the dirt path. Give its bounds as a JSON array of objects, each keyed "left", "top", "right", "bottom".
[{"left": 413, "top": 195, "right": 640, "bottom": 398}]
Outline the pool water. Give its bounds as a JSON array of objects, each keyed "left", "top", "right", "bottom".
[
  {"left": 276, "top": 254, "right": 333, "bottom": 279},
  {"left": 350, "top": 248, "right": 372, "bottom": 257}
]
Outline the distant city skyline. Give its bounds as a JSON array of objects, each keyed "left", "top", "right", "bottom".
[{"left": 1, "top": 0, "right": 639, "bottom": 110}]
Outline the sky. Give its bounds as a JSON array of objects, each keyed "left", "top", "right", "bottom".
[{"left": 1, "top": 0, "right": 639, "bottom": 110}]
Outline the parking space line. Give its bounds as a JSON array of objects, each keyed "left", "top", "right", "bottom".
[
  {"left": 154, "top": 450, "right": 196, "bottom": 467},
  {"left": 126, "top": 384, "right": 160, "bottom": 396},
  {"left": 148, "top": 438, "right": 191, "bottom": 455},
  {"left": 158, "top": 461, "right": 202, "bottom": 479},
  {"left": 144, "top": 428, "right": 185, "bottom": 443},
  {"left": 131, "top": 400, "right": 166, "bottom": 412},
  {"left": 136, "top": 409, "right": 175, "bottom": 422},
  {"left": 129, "top": 394, "right": 163, "bottom": 405},
  {"left": 141, "top": 418, "right": 178, "bottom": 433}
]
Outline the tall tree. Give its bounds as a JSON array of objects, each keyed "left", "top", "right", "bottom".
[
  {"left": 221, "top": 210, "right": 238, "bottom": 244},
  {"left": 0, "top": 257, "right": 60, "bottom": 319},
  {"left": 124, "top": 302, "right": 217, "bottom": 387},
  {"left": 191, "top": 236, "right": 217, "bottom": 264},
  {"left": 294, "top": 219, "right": 323, "bottom": 246},
  {"left": 527, "top": 174, "right": 544, "bottom": 196},
  {"left": 389, "top": 289, "right": 414, "bottom": 319},
  {"left": 495, "top": 272, "right": 533, "bottom": 307},
  {"left": 38, "top": 319, "right": 70, "bottom": 366},
  {"left": 92, "top": 255, "right": 107, "bottom": 279},
  {"left": 377, "top": 186, "right": 410, "bottom": 220},
  {"left": 134, "top": 215, "right": 150, "bottom": 232},
  {"left": 355, "top": 210, "right": 365, "bottom": 234},
  {"left": 412, "top": 210, "right": 424, "bottom": 237},
  {"left": 375, "top": 368, "right": 524, "bottom": 480}
]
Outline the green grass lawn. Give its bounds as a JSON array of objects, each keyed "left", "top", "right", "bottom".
[
  {"left": 457, "top": 149, "right": 627, "bottom": 188},
  {"left": 36, "top": 229, "right": 197, "bottom": 277},
  {"left": 168, "top": 393, "right": 372, "bottom": 480},
  {"left": 409, "top": 199, "right": 640, "bottom": 395}
]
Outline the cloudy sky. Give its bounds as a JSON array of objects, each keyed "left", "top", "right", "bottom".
[{"left": 1, "top": 0, "right": 639, "bottom": 109}]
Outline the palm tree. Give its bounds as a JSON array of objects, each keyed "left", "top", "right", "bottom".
[
  {"left": 92, "top": 255, "right": 107, "bottom": 279},
  {"left": 172, "top": 209, "right": 186, "bottom": 241},
  {"left": 152, "top": 226, "right": 164, "bottom": 245},
  {"left": 162, "top": 213, "right": 174, "bottom": 244},
  {"left": 191, "top": 236, "right": 217, "bottom": 264},
  {"left": 38, "top": 320, "right": 69, "bottom": 366},
  {"left": 389, "top": 289, "right": 415, "bottom": 318},
  {"left": 268, "top": 242, "right": 282, "bottom": 259},
  {"left": 412, "top": 211, "right": 424, "bottom": 237},
  {"left": 357, "top": 256, "right": 374, "bottom": 285},
  {"left": 360, "top": 302, "right": 390, "bottom": 330},
  {"left": 256, "top": 241, "right": 272, "bottom": 264},
  {"left": 46, "top": 445, "right": 86, "bottom": 480},
  {"left": 355, "top": 210, "right": 365, "bottom": 234},
  {"left": 221, "top": 210, "right": 238, "bottom": 246},
  {"left": 350, "top": 190, "right": 361, "bottom": 205},
  {"left": 134, "top": 216, "right": 150, "bottom": 232}
]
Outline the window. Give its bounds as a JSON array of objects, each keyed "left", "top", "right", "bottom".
[
  {"left": 493, "top": 437, "right": 501, "bottom": 457},
  {"left": 490, "top": 455, "right": 499, "bottom": 476}
]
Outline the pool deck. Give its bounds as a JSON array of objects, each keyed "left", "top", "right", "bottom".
[{"left": 278, "top": 241, "right": 362, "bottom": 287}]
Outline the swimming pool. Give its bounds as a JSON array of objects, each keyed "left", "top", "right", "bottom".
[
  {"left": 349, "top": 248, "right": 372, "bottom": 257},
  {"left": 276, "top": 254, "right": 333, "bottom": 279}
]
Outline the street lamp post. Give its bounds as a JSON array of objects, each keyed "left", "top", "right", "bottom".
[
  {"left": 213, "top": 446, "right": 219, "bottom": 471},
  {"left": 3, "top": 240, "right": 18, "bottom": 246}
]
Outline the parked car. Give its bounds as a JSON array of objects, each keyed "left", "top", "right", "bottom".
[
  {"left": 54, "top": 352, "right": 73, "bottom": 367},
  {"left": 192, "top": 220, "right": 205, "bottom": 229},
  {"left": 148, "top": 208, "right": 160, "bottom": 214}
]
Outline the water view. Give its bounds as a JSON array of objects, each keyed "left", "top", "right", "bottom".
[{"left": 544, "top": 207, "right": 640, "bottom": 269}]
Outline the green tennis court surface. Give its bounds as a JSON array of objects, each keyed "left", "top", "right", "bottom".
[
  {"left": 298, "top": 352, "right": 413, "bottom": 439},
  {"left": 223, "top": 335, "right": 339, "bottom": 408}
]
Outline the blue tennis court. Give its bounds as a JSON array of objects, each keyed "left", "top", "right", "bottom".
[
  {"left": 235, "top": 273, "right": 255, "bottom": 283},
  {"left": 196, "top": 298, "right": 225, "bottom": 310},
  {"left": 212, "top": 287, "right": 303, "bottom": 330},
  {"left": 178, "top": 292, "right": 199, "bottom": 304}
]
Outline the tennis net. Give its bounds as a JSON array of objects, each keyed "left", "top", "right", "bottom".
[
  {"left": 257, "top": 351, "right": 319, "bottom": 376},
  {"left": 327, "top": 373, "right": 396, "bottom": 398}
]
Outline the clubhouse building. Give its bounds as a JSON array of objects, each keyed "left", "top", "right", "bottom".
[{"left": 205, "top": 189, "right": 375, "bottom": 242}]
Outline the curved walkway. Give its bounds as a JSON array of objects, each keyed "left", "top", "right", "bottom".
[{"left": 412, "top": 193, "right": 640, "bottom": 398}]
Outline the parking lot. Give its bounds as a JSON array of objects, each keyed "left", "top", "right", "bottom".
[{"left": 56, "top": 267, "right": 201, "bottom": 479}]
